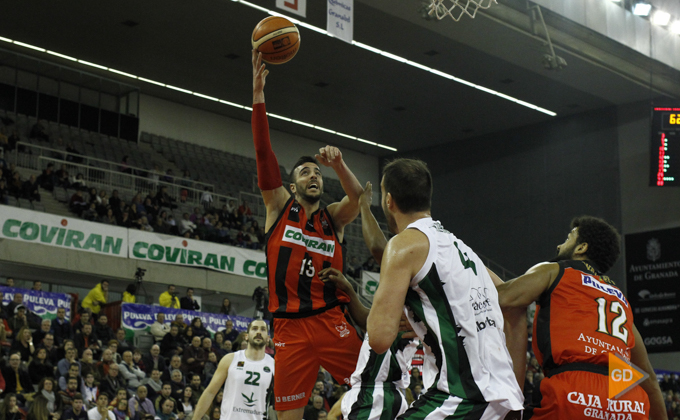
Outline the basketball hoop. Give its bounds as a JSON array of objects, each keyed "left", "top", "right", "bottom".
[{"left": 427, "top": 0, "right": 497, "bottom": 21}]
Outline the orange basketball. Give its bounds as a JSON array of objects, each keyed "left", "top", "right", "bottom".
[{"left": 251, "top": 16, "right": 300, "bottom": 65}]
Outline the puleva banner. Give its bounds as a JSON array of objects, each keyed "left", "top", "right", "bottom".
[
  {"left": 121, "top": 303, "right": 255, "bottom": 334},
  {"left": 128, "top": 230, "right": 266, "bottom": 279},
  {"left": 0, "top": 206, "right": 127, "bottom": 258},
  {"left": 1, "top": 287, "right": 72, "bottom": 320}
]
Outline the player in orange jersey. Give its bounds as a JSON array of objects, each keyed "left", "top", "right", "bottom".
[
  {"left": 251, "top": 50, "right": 363, "bottom": 420},
  {"left": 496, "top": 216, "right": 667, "bottom": 420}
]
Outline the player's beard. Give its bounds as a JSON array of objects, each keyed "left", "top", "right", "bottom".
[
  {"left": 249, "top": 335, "right": 266, "bottom": 350},
  {"left": 295, "top": 180, "right": 322, "bottom": 204},
  {"left": 550, "top": 241, "right": 577, "bottom": 263}
]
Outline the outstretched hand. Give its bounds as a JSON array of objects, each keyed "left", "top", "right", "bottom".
[
  {"left": 252, "top": 50, "right": 269, "bottom": 103},
  {"left": 319, "top": 267, "right": 353, "bottom": 294},
  {"left": 359, "top": 181, "right": 373, "bottom": 208},
  {"left": 315, "top": 145, "right": 343, "bottom": 169}
]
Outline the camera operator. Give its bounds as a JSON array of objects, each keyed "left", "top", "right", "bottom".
[{"left": 159, "top": 285, "right": 180, "bottom": 309}]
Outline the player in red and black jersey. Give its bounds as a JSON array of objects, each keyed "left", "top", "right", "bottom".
[
  {"left": 251, "top": 50, "right": 363, "bottom": 420},
  {"left": 495, "top": 216, "right": 667, "bottom": 420}
]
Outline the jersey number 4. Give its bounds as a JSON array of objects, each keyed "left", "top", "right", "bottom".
[
  {"left": 454, "top": 242, "right": 477, "bottom": 275},
  {"left": 245, "top": 371, "right": 260, "bottom": 386},
  {"left": 595, "top": 297, "right": 629, "bottom": 344}
]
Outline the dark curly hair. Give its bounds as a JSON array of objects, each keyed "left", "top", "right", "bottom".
[
  {"left": 572, "top": 216, "right": 621, "bottom": 273},
  {"left": 289, "top": 156, "right": 319, "bottom": 183}
]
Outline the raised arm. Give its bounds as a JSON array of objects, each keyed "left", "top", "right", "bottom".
[
  {"left": 358, "top": 182, "right": 387, "bottom": 263},
  {"left": 630, "top": 325, "right": 668, "bottom": 420},
  {"left": 193, "top": 352, "right": 234, "bottom": 420},
  {"left": 321, "top": 146, "right": 363, "bottom": 232},
  {"left": 251, "top": 50, "right": 290, "bottom": 231}
]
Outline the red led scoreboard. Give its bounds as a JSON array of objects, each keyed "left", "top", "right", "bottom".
[{"left": 650, "top": 107, "right": 680, "bottom": 187}]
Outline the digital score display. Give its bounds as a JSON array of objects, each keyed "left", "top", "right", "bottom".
[{"left": 650, "top": 107, "right": 680, "bottom": 187}]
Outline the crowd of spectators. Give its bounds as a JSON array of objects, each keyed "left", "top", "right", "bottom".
[
  {"left": 0, "top": 116, "right": 267, "bottom": 252},
  {"left": 0, "top": 277, "right": 272, "bottom": 420},
  {"left": 661, "top": 374, "right": 680, "bottom": 420},
  {"left": 64, "top": 179, "right": 266, "bottom": 251},
  {"left": 0, "top": 161, "right": 43, "bottom": 207}
]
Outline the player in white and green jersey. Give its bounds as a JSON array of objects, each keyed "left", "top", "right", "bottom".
[
  {"left": 193, "top": 319, "right": 274, "bottom": 420},
  {"left": 367, "top": 158, "right": 524, "bottom": 419},
  {"left": 341, "top": 331, "right": 419, "bottom": 420},
  {"left": 321, "top": 265, "right": 420, "bottom": 420}
]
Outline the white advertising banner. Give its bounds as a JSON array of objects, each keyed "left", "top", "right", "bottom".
[
  {"left": 276, "top": 0, "right": 307, "bottom": 18},
  {"left": 360, "top": 270, "right": 379, "bottom": 301},
  {"left": 128, "top": 230, "right": 267, "bottom": 279},
  {"left": 327, "top": 0, "right": 353, "bottom": 44},
  {"left": 0, "top": 206, "right": 127, "bottom": 258}
]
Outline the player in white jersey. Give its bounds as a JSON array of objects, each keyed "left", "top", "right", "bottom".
[
  {"left": 193, "top": 319, "right": 274, "bottom": 420},
  {"left": 367, "top": 158, "right": 524, "bottom": 419},
  {"left": 322, "top": 181, "right": 420, "bottom": 420}
]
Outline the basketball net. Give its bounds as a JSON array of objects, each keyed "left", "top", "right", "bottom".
[{"left": 427, "top": 0, "right": 497, "bottom": 21}]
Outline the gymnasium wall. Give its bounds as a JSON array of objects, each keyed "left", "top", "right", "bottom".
[
  {"left": 616, "top": 100, "right": 680, "bottom": 371},
  {"left": 617, "top": 100, "right": 680, "bottom": 233},
  {"left": 138, "top": 94, "right": 381, "bottom": 187},
  {"left": 395, "top": 106, "right": 623, "bottom": 282},
  {"left": 398, "top": 101, "right": 680, "bottom": 370}
]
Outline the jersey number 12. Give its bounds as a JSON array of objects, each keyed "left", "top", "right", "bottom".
[{"left": 595, "top": 297, "right": 629, "bottom": 344}]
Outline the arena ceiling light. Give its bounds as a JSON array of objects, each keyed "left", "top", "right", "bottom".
[
  {"left": 671, "top": 21, "right": 680, "bottom": 35},
  {"left": 0, "top": 36, "right": 397, "bottom": 152},
  {"left": 235, "top": 0, "right": 557, "bottom": 117},
  {"left": 651, "top": 10, "right": 671, "bottom": 26},
  {"left": 632, "top": 2, "right": 652, "bottom": 16}
]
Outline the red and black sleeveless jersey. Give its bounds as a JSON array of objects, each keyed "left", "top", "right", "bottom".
[
  {"left": 265, "top": 196, "right": 350, "bottom": 318},
  {"left": 533, "top": 260, "right": 635, "bottom": 374}
]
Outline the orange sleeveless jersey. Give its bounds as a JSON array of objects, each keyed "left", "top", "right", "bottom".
[
  {"left": 265, "top": 196, "right": 350, "bottom": 317},
  {"left": 533, "top": 260, "right": 635, "bottom": 372}
]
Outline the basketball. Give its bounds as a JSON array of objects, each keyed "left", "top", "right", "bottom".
[{"left": 251, "top": 16, "right": 300, "bottom": 65}]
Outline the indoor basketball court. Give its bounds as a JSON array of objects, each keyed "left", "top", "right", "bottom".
[{"left": 0, "top": 0, "right": 679, "bottom": 419}]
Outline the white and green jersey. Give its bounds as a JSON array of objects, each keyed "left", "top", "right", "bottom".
[
  {"left": 220, "top": 350, "right": 275, "bottom": 420},
  {"left": 341, "top": 332, "right": 418, "bottom": 420},
  {"left": 349, "top": 332, "right": 419, "bottom": 389},
  {"left": 404, "top": 217, "right": 523, "bottom": 411}
]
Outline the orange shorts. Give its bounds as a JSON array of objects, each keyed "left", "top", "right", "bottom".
[
  {"left": 531, "top": 370, "right": 650, "bottom": 420},
  {"left": 272, "top": 306, "right": 362, "bottom": 411}
]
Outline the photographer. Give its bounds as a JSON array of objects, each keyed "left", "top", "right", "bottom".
[{"left": 159, "top": 285, "right": 180, "bottom": 309}]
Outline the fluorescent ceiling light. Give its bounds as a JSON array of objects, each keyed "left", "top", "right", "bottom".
[
  {"left": 47, "top": 51, "right": 77, "bottom": 61},
  {"left": 231, "top": 0, "right": 556, "bottom": 117},
  {"left": 670, "top": 21, "right": 680, "bottom": 34},
  {"left": 13, "top": 41, "right": 45, "bottom": 52},
  {"left": 652, "top": 10, "right": 671, "bottom": 26},
  {"left": 0, "top": 0, "right": 561, "bottom": 151},
  {"left": 0, "top": 35, "right": 398, "bottom": 152},
  {"left": 77, "top": 60, "right": 108, "bottom": 70},
  {"left": 632, "top": 2, "right": 652, "bottom": 16}
]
